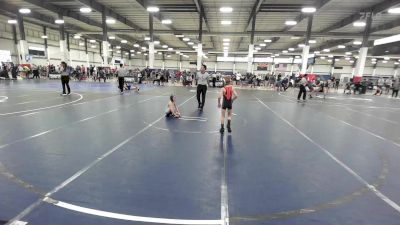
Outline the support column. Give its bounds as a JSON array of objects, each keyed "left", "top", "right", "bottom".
[
  {"left": 354, "top": 12, "right": 372, "bottom": 78},
  {"left": 12, "top": 23, "right": 20, "bottom": 64},
  {"left": 85, "top": 38, "right": 90, "bottom": 67},
  {"left": 179, "top": 55, "right": 182, "bottom": 70},
  {"left": 162, "top": 53, "right": 165, "bottom": 69},
  {"left": 17, "top": 14, "right": 28, "bottom": 64},
  {"left": 301, "top": 15, "right": 313, "bottom": 75},
  {"left": 148, "top": 15, "right": 155, "bottom": 69},
  {"left": 247, "top": 13, "right": 256, "bottom": 74},
  {"left": 43, "top": 27, "right": 50, "bottom": 64},
  {"left": 372, "top": 62, "right": 378, "bottom": 76},
  {"left": 351, "top": 60, "right": 357, "bottom": 76},
  {"left": 66, "top": 32, "right": 72, "bottom": 65},
  {"left": 290, "top": 56, "right": 295, "bottom": 75},
  {"left": 394, "top": 66, "right": 398, "bottom": 78},
  {"left": 197, "top": 9, "right": 203, "bottom": 70},
  {"left": 102, "top": 7, "right": 110, "bottom": 66},
  {"left": 58, "top": 14, "right": 68, "bottom": 62},
  {"left": 330, "top": 57, "right": 336, "bottom": 75}
]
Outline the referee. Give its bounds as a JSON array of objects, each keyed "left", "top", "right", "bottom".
[
  {"left": 117, "top": 64, "right": 128, "bottom": 94},
  {"left": 196, "top": 64, "right": 210, "bottom": 110}
]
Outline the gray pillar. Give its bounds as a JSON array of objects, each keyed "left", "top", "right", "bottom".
[
  {"left": 355, "top": 12, "right": 373, "bottom": 78},
  {"left": 17, "top": 14, "right": 28, "bottom": 63},
  {"left": 197, "top": 9, "right": 204, "bottom": 70},
  {"left": 248, "top": 14, "right": 256, "bottom": 73},
  {"left": 43, "top": 26, "right": 50, "bottom": 64},
  {"left": 12, "top": 25, "right": 18, "bottom": 45},
  {"left": 17, "top": 14, "right": 25, "bottom": 40},
  {"left": 58, "top": 14, "right": 68, "bottom": 62},
  {"left": 301, "top": 15, "right": 313, "bottom": 74},
  {"left": 101, "top": 6, "right": 110, "bottom": 66},
  {"left": 149, "top": 14, "right": 155, "bottom": 68}
]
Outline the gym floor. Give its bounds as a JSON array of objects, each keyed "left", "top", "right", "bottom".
[{"left": 1, "top": 80, "right": 400, "bottom": 225}]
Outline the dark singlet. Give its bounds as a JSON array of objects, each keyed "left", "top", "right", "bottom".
[{"left": 222, "top": 86, "right": 233, "bottom": 110}]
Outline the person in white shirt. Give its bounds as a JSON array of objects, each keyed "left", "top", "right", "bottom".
[
  {"left": 196, "top": 64, "right": 210, "bottom": 110},
  {"left": 117, "top": 64, "right": 128, "bottom": 94},
  {"left": 236, "top": 73, "right": 242, "bottom": 85},
  {"left": 297, "top": 74, "right": 308, "bottom": 101}
]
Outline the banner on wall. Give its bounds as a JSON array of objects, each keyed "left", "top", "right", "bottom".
[
  {"left": 0, "top": 50, "right": 12, "bottom": 62},
  {"left": 257, "top": 63, "right": 269, "bottom": 70}
]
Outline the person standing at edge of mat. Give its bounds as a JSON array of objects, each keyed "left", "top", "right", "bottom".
[
  {"left": 60, "top": 61, "right": 71, "bottom": 96},
  {"left": 218, "top": 76, "right": 238, "bottom": 134},
  {"left": 297, "top": 74, "right": 308, "bottom": 102},
  {"left": 117, "top": 64, "right": 128, "bottom": 94},
  {"left": 196, "top": 64, "right": 210, "bottom": 110}
]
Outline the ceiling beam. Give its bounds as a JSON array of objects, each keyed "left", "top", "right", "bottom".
[
  {"left": 193, "top": 0, "right": 215, "bottom": 48},
  {"left": 76, "top": 0, "right": 143, "bottom": 31},
  {"left": 312, "top": 39, "right": 354, "bottom": 52},
  {"left": 370, "top": 19, "right": 400, "bottom": 33},
  {"left": 320, "top": 0, "right": 400, "bottom": 33}
]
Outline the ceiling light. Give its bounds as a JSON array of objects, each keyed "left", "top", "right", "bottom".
[
  {"left": 168, "top": 47, "right": 173, "bottom": 51},
  {"left": 395, "top": 62, "right": 399, "bottom": 65},
  {"left": 162, "top": 45, "right": 168, "bottom": 48},
  {"left": 372, "top": 61, "right": 377, "bottom": 64},
  {"left": 147, "top": 6, "right": 159, "bottom": 12},
  {"left": 154, "top": 41, "right": 160, "bottom": 45},
  {"left": 302, "top": 7, "right": 316, "bottom": 13},
  {"left": 255, "top": 47, "right": 261, "bottom": 50},
  {"left": 253, "top": 50, "right": 258, "bottom": 53},
  {"left": 167, "top": 55, "right": 171, "bottom": 58},
  {"left": 314, "top": 51, "right": 320, "bottom": 54},
  {"left": 144, "top": 37, "right": 151, "bottom": 41},
  {"left": 162, "top": 19, "right": 172, "bottom": 24},
  {"left": 130, "top": 49, "right": 135, "bottom": 52},
  {"left": 223, "top": 42, "right": 230, "bottom": 46},
  {"left": 371, "top": 58, "right": 377, "bottom": 61},
  {"left": 260, "top": 43, "right": 267, "bottom": 47},
  {"left": 131, "top": 54, "right": 135, "bottom": 56},
  {"left": 295, "top": 56, "right": 301, "bottom": 59},
  {"left": 338, "top": 45, "right": 346, "bottom": 49},
  {"left": 183, "top": 37, "right": 190, "bottom": 41},
  {"left": 388, "top": 7, "right": 400, "bottom": 14},
  {"left": 188, "top": 42, "right": 194, "bottom": 45},
  {"left": 355, "top": 56, "right": 359, "bottom": 59},
  {"left": 298, "top": 44, "right": 305, "bottom": 48},
  {"left": 7, "top": 20, "right": 17, "bottom": 24},
  {"left": 74, "top": 35, "right": 81, "bottom": 39},
  {"left": 116, "top": 46, "right": 121, "bottom": 49},
  {"left": 353, "top": 41, "right": 362, "bottom": 45},
  {"left": 285, "top": 20, "right": 297, "bottom": 26},
  {"left": 19, "top": 8, "right": 31, "bottom": 14},
  {"left": 220, "top": 7, "right": 233, "bottom": 13},
  {"left": 109, "top": 36, "right": 116, "bottom": 40},
  {"left": 328, "top": 59, "right": 332, "bottom": 63},
  {"left": 41, "top": 35, "right": 48, "bottom": 39},
  {"left": 275, "top": 53, "right": 280, "bottom": 57},
  {"left": 175, "top": 34, "right": 184, "bottom": 38},
  {"left": 335, "top": 58, "right": 340, "bottom": 61},
  {"left": 309, "top": 40, "right": 317, "bottom": 44},
  {"left": 264, "top": 39, "right": 272, "bottom": 43},
  {"left": 134, "top": 44, "right": 140, "bottom": 47},
  {"left": 106, "top": 18, "right": 116, "bottom": 24},
  {"left": 141, "top": 46, "right": 147, "bottom": 50},
  {"left": 91, "top": 45, "right": 96, "bottom": 48},
  {"left": 55, "top": 19, "right": 64, "bottom": 24},
  {"left": 350, "top": 60, "right": 355, "bottom": 63},
  {"left": 137, "top": 51, "right": 141, "bottom": 54},
  {"left": 144, "top": 53, "right": 148, "bottom": 56},
  {"left": 282, "top": 50, "right": 288, "bottom": 53},
  {"left": 176, "top": 51, "right": 181, "bottom": 54},
  {"left": 79, "top": 42, "right": 85, "bottom": 46},
  {"left": 80, "top": 7, "right": 92, "bottom": 13},
  {"left": 353, "top": 21, "right": 366, "bottom": 27},
  {"left": 328, "top": 55, "right": 334, "bottom": 58},
  {"left": 158, "top": 52, "right": 162, "bottom": 55},
  {"left": 345, "top": 57, "right": 351, "bottom": 60},
  {"left": 323, "top": 49, "right": 330, "bottom": 52},
  {"left": 382, "top": 60, "right": 388, "bottom": 63},
  {"left": 223, "top": 47, "right": 229, "bottom": 50},
  {"left": 223, "top": 38, "right": 230, "bottom": 42},
  {"left": 345, "top": 52, "right": 352, "bottom": 55},
  {"left": 291, "top": 36, "right": 301, "bottom": 40},
  {"left": 121, "top": 40, "right": 127, "bottom": 44},
  {"left": 193, "top": 45, "right": 198, "bottom": 49},
  {"left": 221, "top": 20, "right": 232, "bottom": 25},
  {"left": 125, "top": 52, "right": 129, "bottom": 55},
  {"left": 89, "top": 39, "right": 96, "bottom": 43},
  {"left": 384, "top": 57, "right": 390, "bottom": 60},
  {"left": 289, "top": 48, "right": 295, "bottom": 51},
  {"left": 320, "top": 56, "right": 326, "bottom": 60}
]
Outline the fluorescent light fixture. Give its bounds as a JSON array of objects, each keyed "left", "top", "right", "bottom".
[
  {"left": 144, "top": 53, "right": 148, "bottom": 56},
  {"left": 19, "top": 8, "right": 31, "bottom": 14},
  {"left": 255, "top": 47, "right": 261, "bottom": 50},
  {"left": 91, "top": 45, "right": 96, "bottom": 48},
  {"left": 302, "top": 7, "right": 316, "bottom": 13},
  {"left": 353, "top": 41, "right": 362, "bottom": 45},
  {"left": 264, "top": 39, "right": 272, "bottom": 43},
  {"left": 289, "top": 48, "right": 295, "bottom": 51},
  {"left": 121, "top": 40, "right": 127, "bottom": 44},
  {"left": 285, "top": 20, "right": 297, "bottom": 26},
  {"left": 137, "top": 51, "right": 141, "bottom": 54},
  {"left": 395, "top": 62, "right": 399, "bottom": 65},
  {"left": 183, "top": 37, "right": 190, "bottom": 42},
  {"left": 167, "top": 55, "right": 171, "bottom": 58},
  {"left": 125, "top": 52, "right": 129, "bottom": 55},
  {"left": 382, "top": 60, "right": 388, "bottom": 63},
  {"left": 260, "top": 43, "right": 267, "bottom": 47},
  {"left": 372, "top": 61, "right": 377, "bottom": 64},
  {"left": 80, "top": 7, "right": 92, "bottom": 13},
  {"left": 147, "top": 6, "right": 159, "bottom": 12},
  {"left": 131, "top": 54, "right": 135, "bottom": 56},
  {"left": 384, "top": 57, "right": 390, "bottom": 60},
  {"left": 188, "top": 42, "right": 194, "bottom": 45},
  {"left": 162, "top": 45, "right": 168, "bottom": 48},
  {"left": 134, "top": 44, "right": 140, "bottom": 47},
  {"left": 116, "top": 46, "right": 121, "bottom": 49},
  {"left": 314, "top": 51, "right": 320, "bottom": 54},
  {"left": 309, "top": 40, "right": 317, "bottom": 44},
  {"left": 323, "top": 49, "right": 330, "bottom": 52},
  {"left": 353, "top": 21, "right": 366, "bottom": 27},
  {"left": 220, "top": 7, "right": 233, "bottom": 13},
  {"left": 74, "top": 35, "right": 81, "bottom": 39},
  {"left": 158, "top": 52, "right": 162, "bottom": 55},
  {"left": 223, "top": 47, "right": 229, "bottom": 50},
  {"left": 388, "top": 7, "right": 400, "bottom": 14},
  {"left": 168, "top": 47, "right": 173, "bottom": 51},
  {"left": 176, "top": 51, "right": 181, "bottom": 54},
  {"left": 28, "top": 46, "right": 44, "bottom": 51},
  {"left": 106, "top": 18, "right": 116, "bottom": 24},
  {"left": 223, "top": 38, "right": 230, "bottom": 42},
  {"left": 193, "top": 45, "right": 198, "bottom": 49},
  {"left": 109, "top": 36, "right": 116, "bottom": 40},
  {"left": 275, "top": 54, "right": 280, "bottom": 57},
  {"left": 282, "top": 50, "right": 288, "bottom": 53},
  {"left": 79, "top": 42, "right": 84, "bottom": 46},
  {"left": 345, "top": 52, "right": 352, "bottom": 55},
  {"left": 179, "top": 53, "right": 184, "bottom": 55},
  {"left": 8, "top": 20, "right": 17, "bottom": 24},
  {"left": 345, "top": 57, "right": 351, "bottom": 60},
  {"left": 144, "top": 37, "right": 151, "bottom": 41},
  {"left": 175, "top": 34, "right": 184, "bottom": 38},
  {"left": 141, "top": 46, "right": 147, "bottom": 50},
  {"left": 337, "top": 45, "right": 346, "bottom": 49},
  {"left": 375, "top": 34, "right": 400, "bottom": 46},
  {"left": 298, "top": 44, "right": 305, "bottom": 48},
  {"left": 291, "top": 36, "right": 301, "bottom": 40},
  {"left": 253, "top": 50, "right": 258, "bottom": 53},
  {"left": 89, "top": 39, "right": 96, "bottom": 43},
  {"left": 328, "top": 55, "right": 334, "bottom": 58},
  {"left": 350, "top": 60, "right": 355, "bottom": 63},
  {"left": 41, "top": 35, "right": 48, "bottom": 39},
  {"left": 320, "top": 56, "right": 326, "bottom": 60},
  {"left": 162, "top": 19, "right": 172, "bottom": 24},
  {"left": 371, "top": 58, "right": 377, "bottom": 61},
  {"left": 154, "top": 41, "right": 160, "bottom": 45},
  {"left": 130, "top": 49, "right": 135, "bottom": 52},
  {"left": 328, "top": 60, "right": 332, "bottom": 63},
  {"left": 221, "top": 20, "right": 232, "bottom": 25},
  {"left": 295, "top": 56, "right": 301, "bottom": 59},
  {"left": 335, "top": 58, "right": 340, "bottom": 61},
  {"left": 55, "top": 19, "right": 64, "bottom": 24}
]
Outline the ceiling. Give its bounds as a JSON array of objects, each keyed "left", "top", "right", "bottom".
[{"left": 1, "top": 0, "right": 400, "bottom": 58}]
